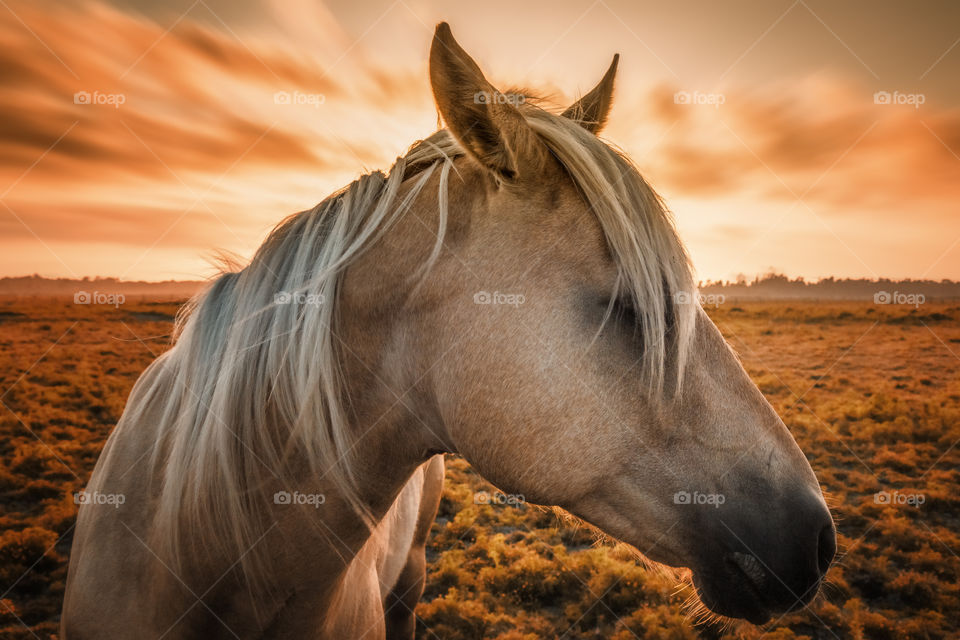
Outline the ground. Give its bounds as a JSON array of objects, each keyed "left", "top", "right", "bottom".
[{"left": 0, "top": 298, "right": 957, "bottom": 639}]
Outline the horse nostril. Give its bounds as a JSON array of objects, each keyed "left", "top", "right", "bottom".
[{"left": 817, "top": 523, "right": 836, "bottom": 577}]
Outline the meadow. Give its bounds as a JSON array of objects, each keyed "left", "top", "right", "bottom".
[{"left": 0, "top": 297, "right": 957, "bottom": 639}]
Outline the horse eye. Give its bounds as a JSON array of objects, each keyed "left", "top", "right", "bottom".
[{"left": 606, "top": 296, "right": 638, "bottom": 327}]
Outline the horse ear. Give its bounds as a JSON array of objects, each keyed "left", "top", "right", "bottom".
[
  {"left": 561, "top": 54, "right": 619, "bottom": 134},
  {"left": 429, "top": 23, "right": 546, "bottom": 181}
]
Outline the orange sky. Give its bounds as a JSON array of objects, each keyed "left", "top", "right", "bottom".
[{"left": 1, "top": 0, "right": 958, "bottom": 282}]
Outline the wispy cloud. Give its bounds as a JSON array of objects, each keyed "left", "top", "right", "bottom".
[
  {"left": 0, "top": 0, "right": 434, "bottom": 278},
  {"left": 640, "top": 78, "right": 960, "bottom": 214}
]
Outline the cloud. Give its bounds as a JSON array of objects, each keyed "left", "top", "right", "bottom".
[
  {"left": 0, "top": 2, "right": 346, "bottom": 181},
  {"left": 0, "top": 0, "right": 435, "bottom": 278},
  {"left": 640, "top": 78, "right": 960, "bottom": 217},
  {"left": 0, "top": 0, "right": 436, "bottom": 181}
]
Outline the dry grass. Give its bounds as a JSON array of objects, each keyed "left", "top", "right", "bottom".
[{"left": 0, "top": 298, "right": 957, "bottom": 639}]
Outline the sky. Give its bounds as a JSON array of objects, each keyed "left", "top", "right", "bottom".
[{"left": 1, "top": 0, "right": 958, "bottom": 282}]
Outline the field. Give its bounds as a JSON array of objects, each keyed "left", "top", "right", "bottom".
[{"left": 0, "top": 297, "right": 958, "bottom": 639}]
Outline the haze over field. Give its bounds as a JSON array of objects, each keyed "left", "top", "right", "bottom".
[
  {"left": 3, "top": 275, "right": 960, "bottom": 302},
  {"left": 1, "top": 0, "right": 959, "bottom": 283}
]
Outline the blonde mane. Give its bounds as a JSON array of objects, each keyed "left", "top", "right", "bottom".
[{"left": 145, "top": 102, "right": 697, "bottom": 588}]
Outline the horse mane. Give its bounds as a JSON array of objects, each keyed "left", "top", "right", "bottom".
[{"left": 146, "top": 102, "right": 697, "bottom": 589}]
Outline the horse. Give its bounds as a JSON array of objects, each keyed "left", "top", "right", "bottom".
[{"left": 62, "top": 22, "right": 836, "bottom": 639}]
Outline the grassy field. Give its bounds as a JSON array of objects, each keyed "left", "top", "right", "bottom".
[{"left": 0, "top": 298, "right": 957, "bottom": 639}]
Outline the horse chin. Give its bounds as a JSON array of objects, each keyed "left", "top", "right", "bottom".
[{"left": 691, "top": 563, "right": 773, "bottom": 625}]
